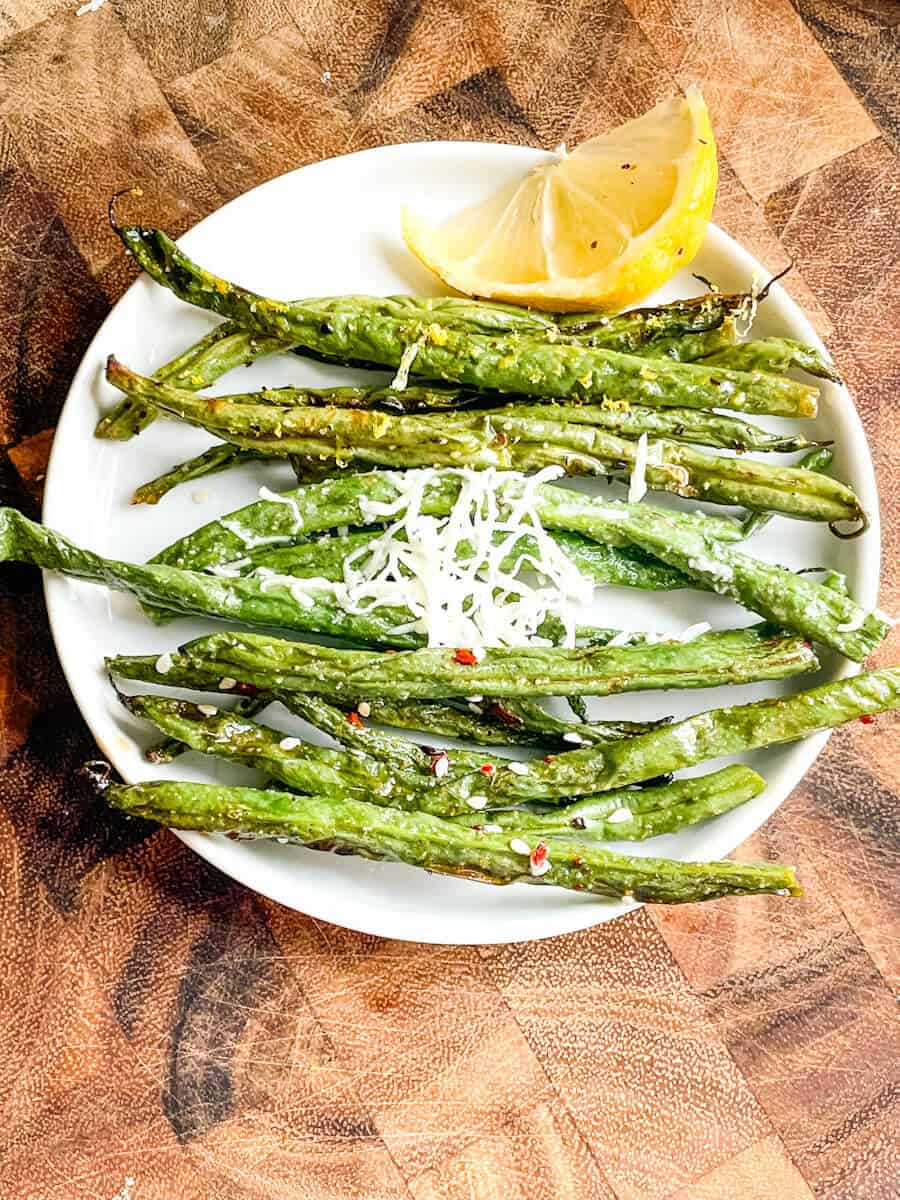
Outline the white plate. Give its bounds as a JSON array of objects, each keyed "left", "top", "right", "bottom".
[{"left": 43, "top": 142, "right": 880, "bottom": 944}]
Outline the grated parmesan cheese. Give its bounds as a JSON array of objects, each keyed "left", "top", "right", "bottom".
[
  {"left": 628, "top": 433, "right": 649, "bottom": 503},
  {"left": 248, "top": 467, "right": 595, "bottom": 649},
  {"left": 258, "top": 486, "right": 303, "bottom": 523},
  {"left": 735, "top": 270, "right": 762, "bottom": 337},
  {"left": 677, "top": 621, "right": 712, "bottom": 643},
  {"left": 390, "top": 340, "right": 422, "bottom": 390},
  {"left": 836, "top": 610, "right": 868, "bottom": 633},
  {"left": 208, "top": 557, "right": 251, "bottom": 577},
  {"left": 220, "top": 517, "right": 291, "bottom": 550}
]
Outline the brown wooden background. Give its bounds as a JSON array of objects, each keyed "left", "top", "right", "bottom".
[{"left": 1, "top": 2, "right": 899, "bottom": 1197}]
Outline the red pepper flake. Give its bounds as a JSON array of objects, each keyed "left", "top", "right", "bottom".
[
  {"left": 430, "top": 750, "right": 450, "bottom": 778},
  {"left": 235, "top": 681, "right": 259, "bottom": 697},
  {"left": 543, "top": 754, "right": 556, "bottom": 764},
  {"left": 347, "top": 710, "right": 363, "bottom": 727},
  {"left": 531, "top": 842, "right": 548, "bottom": 866},
  {"left": 573, "top": 883, "right": 585, "bottom": 892},
  {"left": 571, "top": 855, "right": 583, "bottom": 867},
  {"left": 479, "top": 763, "right": 495, "bottom": 776},
  {"left": 489, "top": 703, "right": 524, "bottom": 728},
  {"left": 454, "top": 648, "right": 478, "bottom": 665},
  {"left": 859, "top": 714, "right": 876, "bottom": 725}
]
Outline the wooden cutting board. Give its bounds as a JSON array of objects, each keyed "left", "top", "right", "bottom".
[{"left": 0, "top": 2, "right": 897, "bottom": 1197}]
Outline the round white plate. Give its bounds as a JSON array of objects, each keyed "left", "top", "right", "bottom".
[{"left": 43, "top": 141, "right": 880, "bottom": 944}]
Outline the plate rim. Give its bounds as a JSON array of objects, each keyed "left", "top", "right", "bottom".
[{"left": 41, "top": 139, "right": 881, "bottom": 944}]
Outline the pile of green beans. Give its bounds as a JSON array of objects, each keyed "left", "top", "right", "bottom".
[
  {"left": 98, "top": 223, "right": 858, "bottom": 533},
  {"left": 8, "top": 212, "right": 889, "bottom": 910}
]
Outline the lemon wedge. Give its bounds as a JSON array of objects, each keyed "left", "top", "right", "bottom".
[{"left": 402, "top": 88, "right": 717, "bottom": 312}]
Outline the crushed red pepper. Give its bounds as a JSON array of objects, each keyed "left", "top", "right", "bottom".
[
  {"left": 489, "top": 702, "right": 524, "bottom": 727},
  {"left": 454, "top": 648, "right": 478, "bottom": 665},
  {"left": 429, "top": 750, "right": 449, "bottom": 777}
]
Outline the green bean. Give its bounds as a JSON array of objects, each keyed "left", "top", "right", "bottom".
[
  {"left": 128, "top": 655, "right": 665, "bottom": 765},
  {"left": 133, "top": 444, "right": 266, "bottom": 505},
  {"left": 95, "top": 322, "right": 286, "bottom": 440},
  {"left": 0, "top": 506, "right": 437, "bottom": 647},
  {"left": 485, "top": 402, "right": 822, "bottom": 453},
  {"left": 146, "top": 692, "right": 270, "bottom": 765},
  {"left": 116, "top": 224, "right": 820, "bottom": 417},
  {"left": 120, "top": 692, "right": 469, "bottom": 815},
  {"left": 481, "top": 667, "right": 900, "bottom": 802},
  {"left": 450, "top": 765, "right": 765, "bottom": 840},
  {"left": 111, "top": 625, "right": 819, "bottom": 702},
  {"left": 105, "top": 778, "right": 801, "bottom": 903},
  {"left": 107, "top": 358, "right": 858, "bottom": 523},
  {"left": 540, "top": 496, "right": 880, "bottom": 659},
  {"left": 0, "top": 504, "right": 700, "bottom": 653},
  {"left": 740, "top": 445, "right": 834, "bottom": 539},
  {"left": 553, "top": 293, "right": 747, "bottom": 340},
  {"left": 701, "top": 337, "right": 840, "bottom": 382}
]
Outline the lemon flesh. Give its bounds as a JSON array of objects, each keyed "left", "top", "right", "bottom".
[{"left": 402, "top": 89, "right": 717, "bottom": 312}]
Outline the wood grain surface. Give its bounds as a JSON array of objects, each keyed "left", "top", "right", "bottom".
[{"left": 1, "top": 2, "right": 898, "bottom": 1197}]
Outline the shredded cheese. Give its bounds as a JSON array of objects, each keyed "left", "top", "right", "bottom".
[
  {"left": 836, "top": 610, "right": 868, "bottom": 633},
  {"left": 735, "top": 270, "right": 762, "bottom": 337},
  {"left": 628, "top": 433, "right": 649, "bottom": 503},
  {"left": 678, "top": 621, "right": 712, "bottom": 642},
  {"left": 605, "top": 630, "right": 636, "bottom": 647},
  {"left": 220, "top": 517, "right": 290, "bottom": 550},
  {"left": 390, "top": 340, "right": 421, "bottom": 390},
  {"left": 246, "top": 467, "right": 594, "bottom": 649}
]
